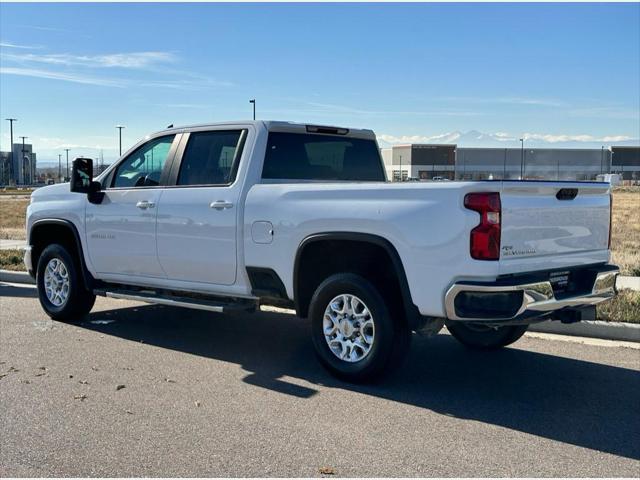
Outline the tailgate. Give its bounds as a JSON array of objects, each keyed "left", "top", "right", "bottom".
[{"left": 499, "top": 181, "right": 611, "bottom": 273}]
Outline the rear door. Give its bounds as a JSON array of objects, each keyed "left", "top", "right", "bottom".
[
  {"left": 156, "top": 128, "right": 248, "bottom": 285},
  {"left": 498, "top": 181, "right": 611, "bottom": 273}
]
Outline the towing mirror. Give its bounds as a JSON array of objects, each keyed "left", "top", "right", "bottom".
[
  {"left": 70, "top": 157, "right": 93, "bottom": 193},
  {"left": 71, "top": 157, "right": 104, "bottom": 204}
]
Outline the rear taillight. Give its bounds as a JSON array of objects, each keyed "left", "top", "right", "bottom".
[
  {"left": 464, "top": 192, "right": 501, "bottom": 261},
  {"left": 608, "top": 193, "right": 612, "bottom": 249}
]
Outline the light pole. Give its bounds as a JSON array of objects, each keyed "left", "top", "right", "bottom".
[
  {"left": 64, "top": 148, "right": 70, "bottom": 181},
  {"left": 399, "top": 154, "right": 402, "bottom": 182},
  {"left": 19, "top": 136, "right": 28, "bottom": 185},
  {"left": 58, "top": 154, "right": 62, "bottom": 183},
  {"left": 116, "top": 125, "right": 125, "bottom": 156},
  {"left": 519, "top": 138, "right": 525, "bottom": 179},
  {"left": 249, "top": 99, "right": 256, "bottom": 120},
  {"left": 5, "top": 118, "right": 16, "bottom": 182}
]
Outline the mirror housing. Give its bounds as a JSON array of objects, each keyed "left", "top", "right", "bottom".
[
  {"left": 70, "top": 157, "right": 93, "bottom": 193},
  {"left": 71, "top": 157, "right": 104, "bottom": 204}
]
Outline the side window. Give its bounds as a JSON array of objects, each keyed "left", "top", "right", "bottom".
[
  {"left": 177, "top": 130, "right": 244, "bottom": 186},
  {"left": 111, "top": 135, "right": 175, "bottom": 188}
]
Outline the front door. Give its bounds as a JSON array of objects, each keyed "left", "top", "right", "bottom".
[
  {"left": 156, "top": 129, "right": 247, "bottom": 285},
  {"left": 85, "top": 134, "right": 178, "bottom": 277}
]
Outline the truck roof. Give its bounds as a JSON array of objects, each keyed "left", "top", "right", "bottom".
[{"left": 159, "top": 120, "right": 377, "bottom": 140}]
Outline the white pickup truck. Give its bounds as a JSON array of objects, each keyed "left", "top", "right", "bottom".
[{"left": 25, "top": 121, "right": 619, "bottom": 381}]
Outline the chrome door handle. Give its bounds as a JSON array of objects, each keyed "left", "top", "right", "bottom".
[
  {"left": 136, "top": 200, "right": 155, "bottom": 209},
  {"left": 210, "top": 200, "right": 233, "bottom": 210}
]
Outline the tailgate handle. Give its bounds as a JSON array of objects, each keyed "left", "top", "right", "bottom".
[{"left": 556, "top": 188, "right": 578, "bottom": 201}]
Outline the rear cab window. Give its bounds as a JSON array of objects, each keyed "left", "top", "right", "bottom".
[{"left": 262, "top": 132, "right": 386, "bottom": 182}]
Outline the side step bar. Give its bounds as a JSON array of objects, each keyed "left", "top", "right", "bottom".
[{"left": 95, "top": 288, "right": 258, "bottom": 314}]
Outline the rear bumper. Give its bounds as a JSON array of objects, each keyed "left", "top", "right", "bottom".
[{"left": 445, "top": 264, "right": 619, "bottom": 323}]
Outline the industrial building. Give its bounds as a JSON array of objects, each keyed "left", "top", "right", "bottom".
[
  {"left": 0, "top": 143, "right": 37, "bottom": 186},
  {"left": 381, "top": 144, "right": 639, "bottom": 182}
]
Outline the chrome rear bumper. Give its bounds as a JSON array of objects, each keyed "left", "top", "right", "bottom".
[{"left": 445, "top": 265, "right": 619, "bottom": 322}]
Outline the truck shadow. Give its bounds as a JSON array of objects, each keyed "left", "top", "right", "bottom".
[{"left": 75, "top": 303, "right": 640, "bottom": 460}]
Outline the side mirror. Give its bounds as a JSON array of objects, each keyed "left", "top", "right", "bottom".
[
  {"left": 71, "top": 157, "right": 104, "bottom": 204},
  {"left": 70, "top": 157, "right": 93, "bottom": 193}
]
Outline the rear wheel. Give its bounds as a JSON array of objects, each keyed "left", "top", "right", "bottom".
[
  {"left": 36, "top": 244, "right": 95, "bottom": 321},
  {"left": 309, "top": 273, "right": 410, "bottom": 383},
  {"left": 447, "top": 322, "right": 528, "bottom": 349}
]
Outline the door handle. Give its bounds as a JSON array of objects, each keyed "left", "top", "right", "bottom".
[
  {"left": 136, "top": 200, "right": 155, "bottom": 209},
  {"left": 210, "top": 200, "right": 233, "bottom": 210}
]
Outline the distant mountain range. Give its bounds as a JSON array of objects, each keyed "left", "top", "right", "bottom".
[{"left": 377, "top": 130, "right": 639, "bottom": 149}]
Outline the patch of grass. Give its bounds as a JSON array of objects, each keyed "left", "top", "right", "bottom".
[
  {"left": 597, "top": 289, "right": 640, "bottom": 324},
  {"left": 0, "top": 196, "right": 29, "bottom": 240},
  {"left": 0, "top": 188, "right": 35, "bottom": 196},
  {"left": 610, "top": 189, "right": 640, "bottom": 276},
  {"left": 0, "top": 249, "right": 26, "bottom": 271}
]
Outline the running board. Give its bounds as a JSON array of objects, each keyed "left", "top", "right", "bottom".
[{"left": 95, "top": 288, "right": 257, "bottom": 314}]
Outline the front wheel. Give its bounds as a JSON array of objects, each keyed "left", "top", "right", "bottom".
[
  {"left": 309, "top": 273, "right": 410, "bottom": 383},
  {"left": 36, "top": 244, "right": 96, "bottom": 321},
  {"left": 446, "top": 322, "right": 528, "bottom": 349}
]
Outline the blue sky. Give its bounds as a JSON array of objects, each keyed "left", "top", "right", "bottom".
[{"left": 1, "top": 2, "right": 639, "bottom": 163}]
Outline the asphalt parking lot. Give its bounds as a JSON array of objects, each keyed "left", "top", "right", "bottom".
[{"left": 1, "top": 282, "right": 639, "bottom": 477}]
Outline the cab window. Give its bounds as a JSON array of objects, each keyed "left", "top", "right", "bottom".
[
  {"left": 176, "top": 130, "right": 244, "bottom": 186},
  {"left": 111, "top": 135, "right": 175, "bottom": 188}
]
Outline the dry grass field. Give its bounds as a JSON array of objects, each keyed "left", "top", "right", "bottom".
[
  {"left": 1, "top": 187, "right": 638, "bottom": 273},
  {"left": 0, "top": 248, "right": 25, "bottom": 271},
  {"left": 0, "top": 196, "right": 29, "bottom": 240},
  {"left": 610, "top": 188, "right": 640, "bottom": 276}
]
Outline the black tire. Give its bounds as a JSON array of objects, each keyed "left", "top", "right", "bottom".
[
  {"left": 447, "top": 322, "right": 528, "bottom": 350},
  {"left": 309, "top": 273, "right": 410, "bottom": 383},
  {"left": 36, "top": 243, "right": 96, "bottom": 321}
]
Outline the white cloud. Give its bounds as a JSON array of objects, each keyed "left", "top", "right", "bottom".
[
  {"left": 378, "top": 130, "right": 638, "bottom": 147},
  {"left": 0, "top": 41, "right": 42, "bottom": 49},
  {"left": 0, "top": 67, "right": 125, "bottom": 87},
  {"left": 2, "top": 51, "right": 177, "bottom": 69},
  {"left": 378, "top": 133, "right": 461, "bottom": 145},
  {"left": 1, "top": 48, "right": 233, "bottom": 90},
  {"left": 521, "top": 133, "right": 635, "bottom": 143}
]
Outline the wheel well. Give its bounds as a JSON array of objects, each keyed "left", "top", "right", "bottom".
[
  {"left": 294, "top": 237, "right": 408, "bottom": 322},
  {"left": 30, "top": 222, "right": 85, "bottom": 279}
]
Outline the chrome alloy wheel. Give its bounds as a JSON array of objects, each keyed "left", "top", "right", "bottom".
[
  {"left": 323, "top": 294, "right": 375, "bottom": 363},
  {"left": 44, "top": 258, "right": 70, "bottom": 307}
]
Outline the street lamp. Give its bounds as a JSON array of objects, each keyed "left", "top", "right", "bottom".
[
  {"left": 58, "top": 154, "right": 62, "bottom": 183},
  {"left": 5, "top": 118, "right": 16, "bottom": 181},
  {"left": 519, "top": 138, "right": 525, "bottom": 179},
  {"left": 64, "top": 148, "right": 71, "bottom": 181},
  {"left": 399, "top": 154, "right": 402, "bottom": 182},
  {"left": 249, "top": 99, "right": 256, "bottom": 120},
  {"left": 116, "top": 125, "right": 125, "bottom": 156}
]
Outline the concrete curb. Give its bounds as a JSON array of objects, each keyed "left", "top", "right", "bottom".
[
  {"left": 0, "top": 269, "right": 34, "bottom": 285},
  {"left": 529, "top": 320, "right": 640, "bottom": 343}
]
